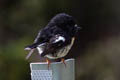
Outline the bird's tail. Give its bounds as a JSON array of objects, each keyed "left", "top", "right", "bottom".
[
  {"left": 24, "top": 43, "right": 38, "bottom": 59},
  {"left": 24, "top": 43, "right": 38, "bottom": 50},
  {"left": 25, "top": 49, "right": 35, "bottom": 59}
]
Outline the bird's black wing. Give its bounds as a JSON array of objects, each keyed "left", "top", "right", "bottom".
[
  {"left": 41, "top": 34, "right": 71, "bottom": 57},
  {"left": 25, "top": 29, "right": 51, "bottom": 50},
  {"left": 24, "top": 29, "right": 52, "bottom": 59}
]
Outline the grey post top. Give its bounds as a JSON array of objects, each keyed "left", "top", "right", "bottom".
[{"left": 30, "top": 58, "right": 75, "bottom": 80}]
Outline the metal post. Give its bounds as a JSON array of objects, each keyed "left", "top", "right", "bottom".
[{"left": 30, "top": 58, "right": 75, "bottom": 80}]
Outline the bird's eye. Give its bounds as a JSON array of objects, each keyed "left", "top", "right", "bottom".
[{"left": 74, "top": 24, "right": 77, "bottom": 27}]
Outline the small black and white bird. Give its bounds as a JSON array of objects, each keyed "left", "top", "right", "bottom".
[{"left": 25, "top": 13, "right": 81, "bottom": 67}]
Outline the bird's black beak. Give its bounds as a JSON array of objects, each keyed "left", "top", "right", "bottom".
[
  {"left": 74, "top": 24, "right": 82, "bottom": 32},
  {"left": 76, "top": 26, "right": 82, "bottom": 30}
]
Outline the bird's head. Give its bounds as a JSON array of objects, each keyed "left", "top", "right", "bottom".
[{"left": 50, "top": 13, "right": 81, "bottom": 36}]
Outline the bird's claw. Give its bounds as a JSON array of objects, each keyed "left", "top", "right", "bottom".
[
  {"left": 61, "top": 58, "right": 66, "bottom": 68},
  {"left": 46, "top": 58, "right": 50, "bottom": 70}
]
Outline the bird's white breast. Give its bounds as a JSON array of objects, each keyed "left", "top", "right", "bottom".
[
  {"left": 46, "top": 37, "right": 75, "bottom": 59},
  {"left": 36, "top": 37, "right": 75, "bottom": 59}
]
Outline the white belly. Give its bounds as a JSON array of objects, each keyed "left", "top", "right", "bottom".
[
  {"left": 37, "top": 37, "right": 75, "bottom": 59},
  {"left": 46, "top": 37, "right": 75, "bottom": 59}
]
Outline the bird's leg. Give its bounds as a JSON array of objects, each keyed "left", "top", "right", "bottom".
[
  {"left": 46, "top": 58, "right": 50, "bottom": 70},
  {"left": 61, "top": 58, "right": 66, "bottom": 67}
]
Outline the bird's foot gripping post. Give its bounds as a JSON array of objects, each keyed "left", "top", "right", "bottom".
[
  {"left": 30, "top": 58, "right": 75, "bottom": 80},
  {"left": 61, "top": 58, "right": 66, "bottom": 68},
  {"left": 46, "top": 58, "right": 51, "bottom": 70}
]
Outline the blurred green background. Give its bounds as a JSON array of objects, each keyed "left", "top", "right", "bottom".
[{"left": 0, "top": 0, "right": 120, "bottom": 80}]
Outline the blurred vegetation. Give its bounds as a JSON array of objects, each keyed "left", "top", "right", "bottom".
[{"left": 0, "top": 0, "right": 120, "bottom": 80}]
